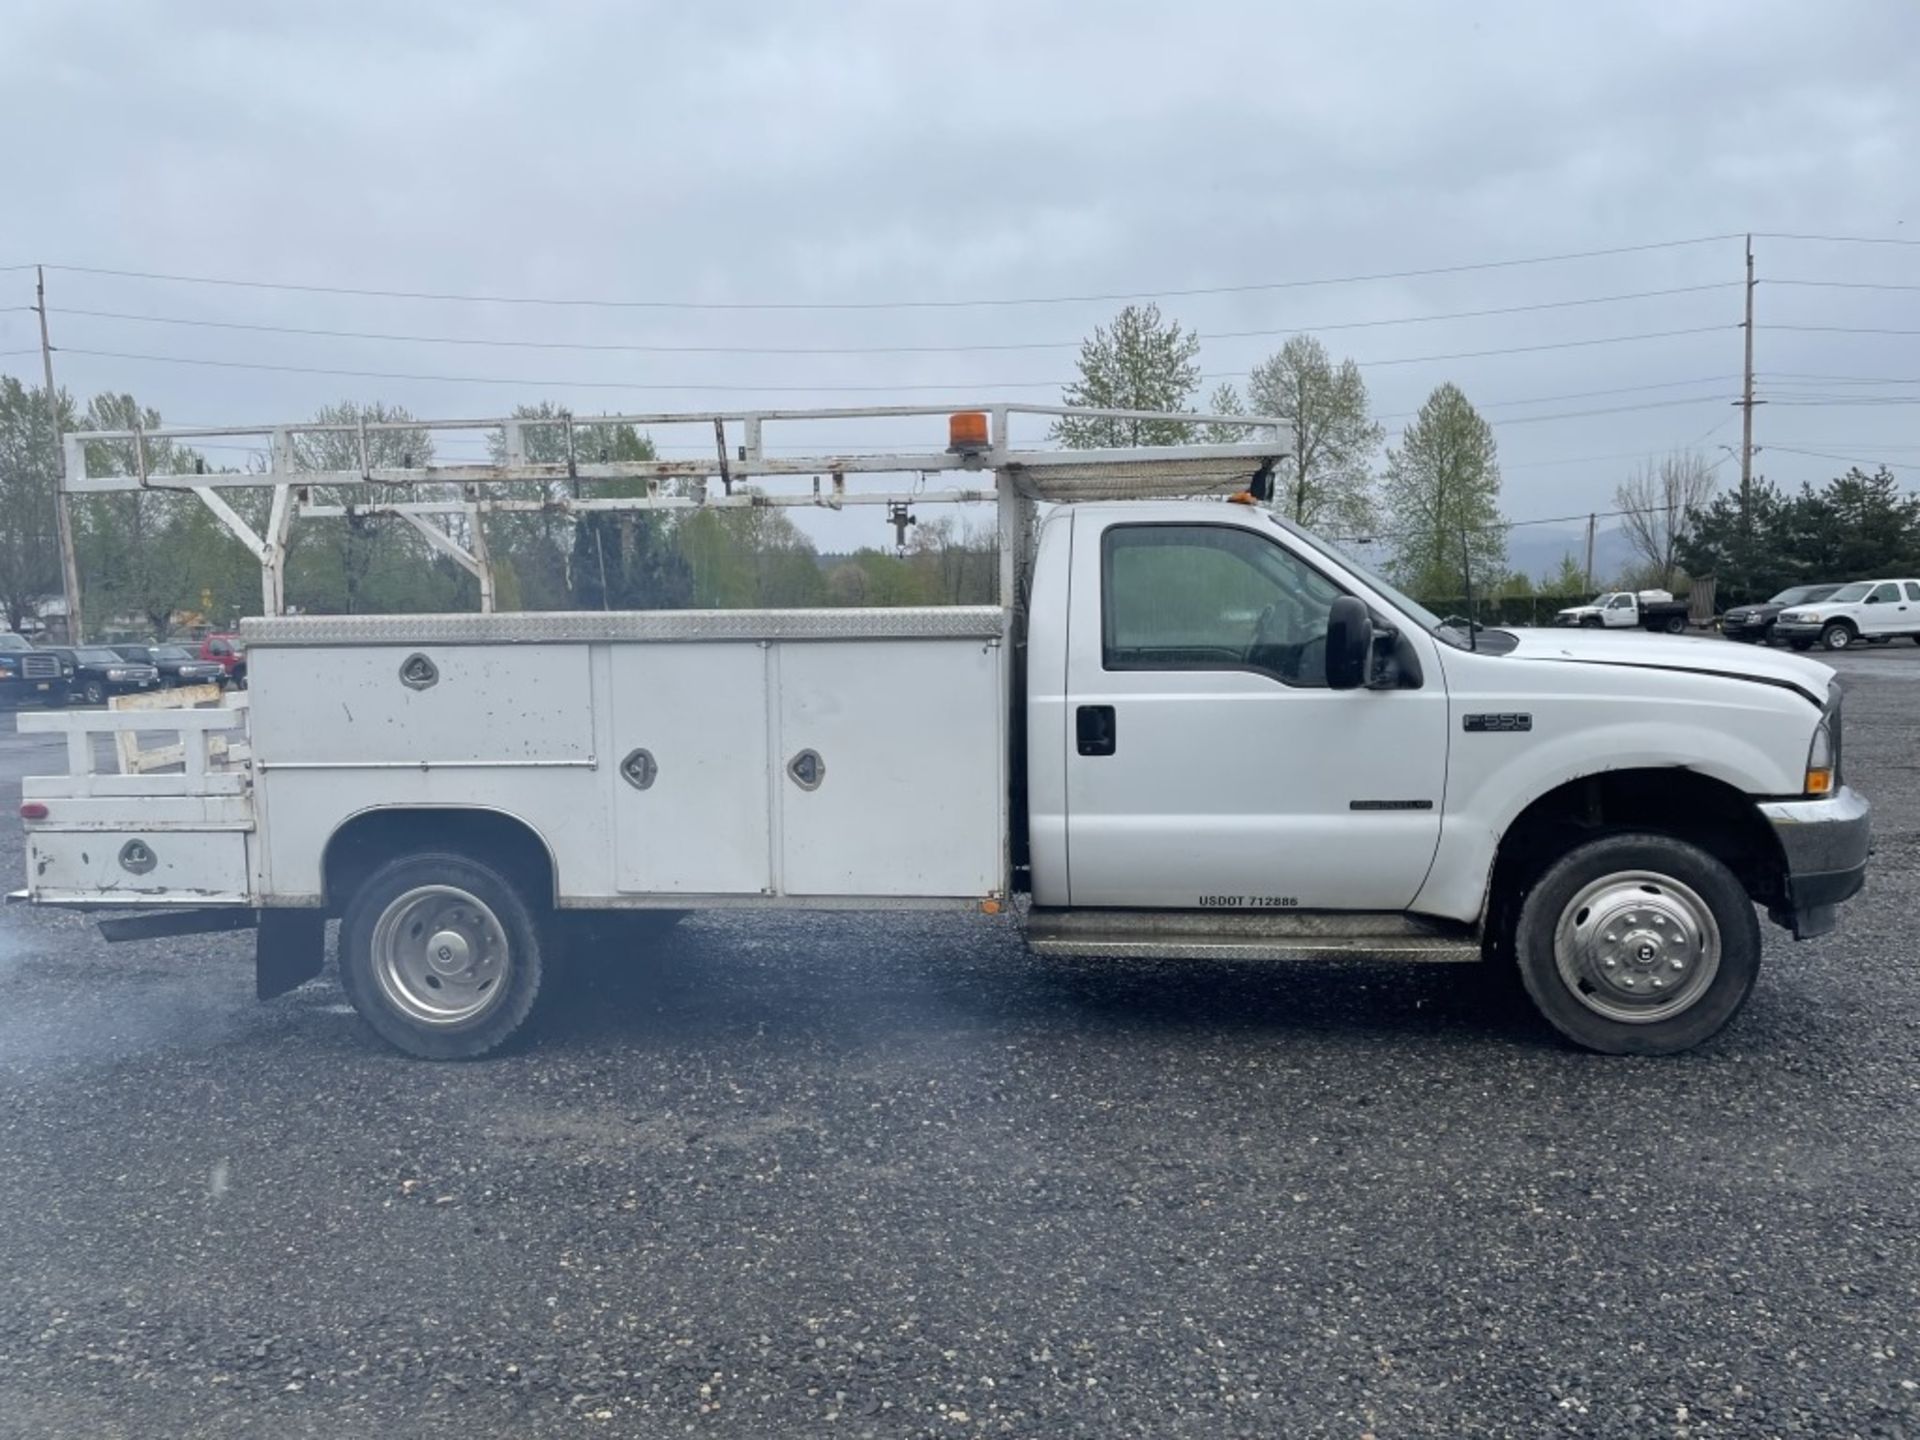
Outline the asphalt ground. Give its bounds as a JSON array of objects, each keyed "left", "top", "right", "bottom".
[{"left": 0, "top": 646, "right": 1916, "bottom": 1438}]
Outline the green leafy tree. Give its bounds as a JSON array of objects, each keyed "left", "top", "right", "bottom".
[
  {"left": 1050, "top": 304, "right": 1202, "bottom": 448},
  {"left": 674, "top": 503, "right": 822, "bottom": 609},
  {"left": 1381, "top": 383, "right": 1506, "bottom": 596},
  {"left": 1545, "top": 550, "right": 1590, "bottom": 595},
  {"left": 286, "top": 401, "right": 439, "bottom": 614},
  {"left": 1246, "top": 336, "right": 1383, "bottom": 534},
  {"left": 73, "top": 393, "right": 215, "bottom": 637},
  {"left": 0, "top": 377, "right": 73, "bottom": 632}
]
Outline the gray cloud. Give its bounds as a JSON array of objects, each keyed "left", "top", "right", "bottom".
[{"left": 2, "top": 0, "right": 1916, "bottom": 556}]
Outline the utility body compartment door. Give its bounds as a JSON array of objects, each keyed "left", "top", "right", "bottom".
[
  {"left": 1061, "top": 513, "right": 1448, "bottom": 911},
  {"left": 609, "top": 644, "right": 772, "bottom": 895}
]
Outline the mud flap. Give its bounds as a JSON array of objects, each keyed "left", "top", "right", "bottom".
[{"left": 257, "top": 910, "right": 327, "bottom": 999}]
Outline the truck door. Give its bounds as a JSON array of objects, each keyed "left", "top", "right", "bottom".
[
  {"left": 1858, "top": 581, "right": 1906, "bottom": 638},
  {"left": 1606, "top": 593, "right": 1637, "bottom": 627},
  {"left": 1061, "top": 515, "right": 1449, "bottom": 911}
]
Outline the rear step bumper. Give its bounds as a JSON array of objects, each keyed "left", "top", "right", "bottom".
[{"left": 1025, "top": 909, "right": 1482, "bottom": 962}]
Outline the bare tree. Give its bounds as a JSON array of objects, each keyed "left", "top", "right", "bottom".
[{"left": 1615, "top": 451, "right": 1717, "bottom": 590}]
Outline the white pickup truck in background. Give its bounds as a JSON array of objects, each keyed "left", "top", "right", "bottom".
[
  {"left": 1554, "top": 589, "right": 1693, "bottom": 633},
  {"left": 14, "top": 406, "right": 1871, "bottom": 1060}
]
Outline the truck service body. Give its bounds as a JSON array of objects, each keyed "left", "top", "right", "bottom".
[{"left": 14, "top": 406, "right": 1871, "bottom": 1058}]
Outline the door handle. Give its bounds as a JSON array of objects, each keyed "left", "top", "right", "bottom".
[{"left": 1076, "top": 705, "right": 1116, "bottom": 756}]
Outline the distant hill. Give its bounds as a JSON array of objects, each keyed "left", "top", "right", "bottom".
[{"left": 1506, "top": 523, "right": 1637, "bottom": 587}]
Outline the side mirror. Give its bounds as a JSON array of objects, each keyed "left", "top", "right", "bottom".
[{"left": 1326, "top": 595, "right": 1373, "bottom": 690}]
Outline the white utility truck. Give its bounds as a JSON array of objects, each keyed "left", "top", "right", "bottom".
[
  {"left": 1554, "top": 589, "right": 1692, "bottom": 633},
  {"left": 15, "top": 405, "right": 1869, "bottom": 1058}
]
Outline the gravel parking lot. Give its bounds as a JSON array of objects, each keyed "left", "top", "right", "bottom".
[{"left": 0, "top": 647, "right": 1916, "bottom": 1439}]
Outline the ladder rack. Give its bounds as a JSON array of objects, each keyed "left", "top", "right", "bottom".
[{"left": 60, "top": 401, "right": 1287, "bottom": 617}]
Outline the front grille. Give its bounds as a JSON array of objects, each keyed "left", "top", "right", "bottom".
[{"left": 20, "top": 654, "right": 58, "bottom": 679}]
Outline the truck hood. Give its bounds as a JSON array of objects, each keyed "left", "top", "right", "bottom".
[{"left": 1499, "top": 629, "right": 1834, "bottom": 701}]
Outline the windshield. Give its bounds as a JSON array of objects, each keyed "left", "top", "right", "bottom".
[
  {"left": 77, "top": 648, "right": 126, "bottom": 664},
  {"left": 1770, "top": 585, "right": 1836, "bottom": 606},
  {"left": 1263, "top": 513, "right": 1457, "bottom": 639},
  {"left": 0, "top": 634, "right": 30, "bottom": 651},
  {"left": 1824, "top": 583, "right": 1871, "bottom": 604},
  {"left": 152, "top": 645, "right": 193, "bottom": 660}
]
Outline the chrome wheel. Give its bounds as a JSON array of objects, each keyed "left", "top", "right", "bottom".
[
  {"left": 370, "top": 884, "right": 511, "bottom": 1026},
  {"left": 1821, "top": 623, "right": 1852, "bottom": 651},
  {"left": 1552, "top": 870, "right": 1721, "bottom": 1024}
]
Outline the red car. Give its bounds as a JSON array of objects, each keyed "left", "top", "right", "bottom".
[{"left": 199, "top": 633, "right": 247, "bottom": 687}]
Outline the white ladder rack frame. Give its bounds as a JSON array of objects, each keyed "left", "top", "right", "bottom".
[{"left": 59, "top": 402, "right": 1288, "bottom": 618}]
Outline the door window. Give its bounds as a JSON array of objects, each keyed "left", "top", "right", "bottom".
[
  {"left": 1868, "top": 583, "right": 1900, "bottom": 604},
  {"left": 1608, "top": 594, "right": 1633, "bottom": 610},
  {"left": 1904, "top": 583, "right": 1920, "bottom": 603},
  {"left": 1102, "top": 524, "right": 1345, "bottom": 687}
]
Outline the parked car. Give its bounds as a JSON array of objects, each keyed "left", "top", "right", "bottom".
[
  {"left": 113, "top": 643, "right": 229, "bottom": 687},
  {"left": 1553, "top": 589, "right": 1691, "bottom": 633},
  {"left": 39, "top": 646, "right": 161, "bottom": 706},
  {"left": 1776, "top": 580, "right": 1920, "bottom": 651},
  {"left": 198, "top": 632, "right": 247, "bottom": 687},
  {"left": 0, "top": 634, "right": 71, "bottom": 708},
  {"left": 1720, "top": 584, "right": 1843, "bottom": 645}
]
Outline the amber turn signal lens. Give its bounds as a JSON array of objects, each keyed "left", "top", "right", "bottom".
[{"left": 1805, "top": 768, "right": 1834, "bottom": 796}]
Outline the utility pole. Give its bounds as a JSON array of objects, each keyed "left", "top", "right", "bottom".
[
  {"left": 34, "top": 266, "right": 84, "bottom": 644},
  {"left": 1737, "top": 234, "right": 1757, "bottom": 523},
  {"left": 1583, "top": 512, "right": 1596, "bottom": 591}
]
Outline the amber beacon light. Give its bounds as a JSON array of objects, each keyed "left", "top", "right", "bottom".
[{"left": 947, "top": 411, "right": 990, "bottom": 455}]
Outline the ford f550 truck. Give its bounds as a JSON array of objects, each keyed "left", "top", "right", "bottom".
[{"left": 13, "top": 405, "right": 1870, "bottom": 1059}]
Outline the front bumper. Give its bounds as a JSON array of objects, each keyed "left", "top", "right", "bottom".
[
  {"left": 1758, "top": 786, "right": 1871, "bottom": 938},
  {"left": 1773, "top": 621, "right": 1824, "bottom": 644}
]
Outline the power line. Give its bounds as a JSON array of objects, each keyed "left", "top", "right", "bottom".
[
  {"left": 38, "top": 235, "right": 1743, "bottom": 312},
  {"left": 46, "top": 283, "right": 1739, "bottom": 358},
  {"left": 52, "top": 326, "right": 1736, "bottom": 395},
  {"left": 1769, "top": 445, "right": 1920, "bottom": 472},
  {"left": 1770, "top": 323, "right": 1920, "bottom": 337},
  {"left": 1754, "top": 232, "right": 1920, "bottom": 248},
  {"left": 1769, "top": 278, "right": 1920, "bottom": 292}
]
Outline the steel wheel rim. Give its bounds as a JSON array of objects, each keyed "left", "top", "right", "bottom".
[
  {"left": 370, "top": 884, "right": 511, "bottom": 1026},
  {"left": 1552, "top": 869, "right": 1721, "bottom": 1024},
  {"left": 1824, "top": 626, "right": 1851, "bottom": 650}
]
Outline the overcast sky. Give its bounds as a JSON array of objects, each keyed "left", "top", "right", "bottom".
[{"left": 2, "top": 0, "right": 1916, "bottom": 561}]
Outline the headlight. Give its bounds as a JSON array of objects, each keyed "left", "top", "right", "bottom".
[
  {"left": 1798, "top": 612, "right": 1821, "bottom": 623},
  {"left": 1806, "top": 692, "right": 1842, "bottom": 796}
]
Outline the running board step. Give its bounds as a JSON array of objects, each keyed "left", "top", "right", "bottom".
[{"left": 1025, "top": 909, "right": 1482, "bottom": 963}]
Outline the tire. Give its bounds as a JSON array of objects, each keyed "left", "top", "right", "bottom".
[
  {"left": 338, "top": 851, "right": 546, "bottom": 1059},
  {"left": 1789, "top": 640, "right": 1812, "bottom": 652},
  {"left": 1662, "top": 614, "right": 1686, "bottom": 635},
  {"left": 1820, "top": 621, "right": 1854, "bottom": 651},
  {"left": 1580, "top": 616, "right": 1602, "bottom": 629},
  {"left": 81, "top": 679, "right": 105, "bottom": 706},
  {"left": 1512, "top": 832, "right": 1761, "bottom": 1056}
]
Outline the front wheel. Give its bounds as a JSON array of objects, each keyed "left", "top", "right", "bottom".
[
  {"left": 81, "top": 678, "right": 105, "bottom": 706},
  {"left": 1512, "top": 833, "right": 1760, "bottom": 1055},
  {"left": 1820, "top": 622, "right": 1855, "bottom": 651},
  {"left": 339, "top": 851, "right": 546, "bottom": 1059}
]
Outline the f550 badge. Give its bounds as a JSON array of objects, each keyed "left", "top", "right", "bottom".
[{"left": 1464, "top": 712, "right": 1532, "bottom": 732}]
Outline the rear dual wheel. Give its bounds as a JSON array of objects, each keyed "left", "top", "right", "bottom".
[{"left": 1512, "top": 833, "right": 1760, "bottom": 1056}]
